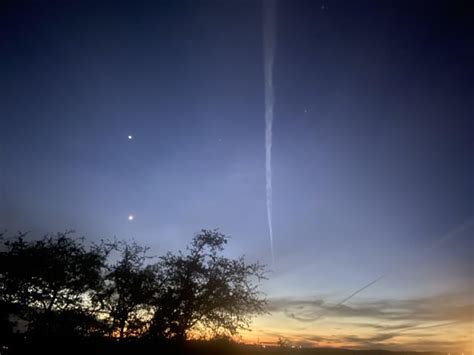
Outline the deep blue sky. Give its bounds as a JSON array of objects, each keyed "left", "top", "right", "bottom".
[{"left": 1, "top": 0, "right": 473, "bottom": 350}]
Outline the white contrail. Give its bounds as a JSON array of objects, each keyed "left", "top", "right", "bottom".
[
  {"left": 263, "top": 0, "right": 277, "bottom": 263},
  {"left": 334, "top": 275, "right": 385, "bottom": 307},
  {"left": 340, "top": 219, "right": 474, "bottom": 304},
  {"left": 311, "top": 218, "right": 474, "bottom": 321}
]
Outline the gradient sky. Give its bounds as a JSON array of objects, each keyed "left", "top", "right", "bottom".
[{"left": 1, "top": 0, "right": 473, "bottom": 352}]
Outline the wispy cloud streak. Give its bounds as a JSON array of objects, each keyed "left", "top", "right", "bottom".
[
  {"left": 259, "top": 291, "right": 473, "bottom": 351},
  {"left": 270, "top": 290, "right": 474, "bottom": 323}
]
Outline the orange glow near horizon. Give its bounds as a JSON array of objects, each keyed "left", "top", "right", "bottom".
[{"left": 236, "top": 309, "right": 473, "bottom": 354}]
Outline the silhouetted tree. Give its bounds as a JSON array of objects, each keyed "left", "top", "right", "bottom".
[
  {"left": 0, "top": 229, "right": 268, "bottom": 344},
  {"left": 92, "top": 241, "right": 156, "bottom": 339},
  {"left": 0, "top": 232, "right": 107, "bottom": 335},
  {"left": 147, "top": 230, "right": 267, "bottom": 341}
]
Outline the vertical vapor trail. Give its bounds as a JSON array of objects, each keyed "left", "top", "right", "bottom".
[{"left": 263, "top": 0, "right": 276, "bottom": 263}]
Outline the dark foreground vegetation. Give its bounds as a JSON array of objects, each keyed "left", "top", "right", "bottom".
[
  {"left": 0, "top": 229, "right": 266, "bottom": 353},
  {"left": 0, "top": 335, "right": 442, "bottom": 355},
  {"left": 0, "top": 230, "right": 442, "bottom": 355}
]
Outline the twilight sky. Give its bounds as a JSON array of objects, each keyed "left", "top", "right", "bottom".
[{"left": 1, "top": 0, "right": 473, "bottom": 352}]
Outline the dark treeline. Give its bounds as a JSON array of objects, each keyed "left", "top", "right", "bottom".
[{"left": 0, "top": 229, "right": 267, "bottom": 354}]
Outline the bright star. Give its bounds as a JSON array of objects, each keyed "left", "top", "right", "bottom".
[
  {"left": 128, "top": 214, "right": 134, "bottom": 221},
  {"left": 128, "top": 135, "right": 133, "bottom": 140}
]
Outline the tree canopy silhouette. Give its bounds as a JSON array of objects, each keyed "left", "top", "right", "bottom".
[
  {"left": 0, "top": 231, "right": 107, "bottom": 336},
  {"left": 93, "top": 241, "right": 157, "bottom": 339},
  {"left": 148, "top": 230, "right": 267, "bottom": 340},
  {"left": 0, "top": 229, "right": 267, "bottom": 342}
]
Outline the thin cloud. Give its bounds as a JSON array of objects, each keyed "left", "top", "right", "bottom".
[
  {"left": 268, "top": 290, "right": 474, "bottom": 323},
  {"left": 261, "top": 290, "right": 473, "bottom": 351}
]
